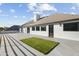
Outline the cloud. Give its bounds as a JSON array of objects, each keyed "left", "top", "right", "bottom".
[
  {"left": 0, "top": 9, "right": 3, "bottom": 13},
  {"left": 39, "top": 4, "right": 57, "bottom": 12},
  {"left": 27, "top": 3, "right": 57, "bottom": 14},
  {"left": 63, "top": 12, "right": 67, "bottom": 14},
  {"left": 14, "top": 15, "right": 18, "bottom": 18},
  {"left": 70, "top": 12, "right": 77, "bottom": 14},
  {"left": 0, "top": 14, "right": 9, "bottom": 16},
  {"left": 0, "top": 3, "right": 2, "bottom": 6},
  {"left": 22, "top": 16, "right": 26, "bottom": 18},
  {"left": 10, "top": 9, "right": 15, "bottom": 13},
  {"left": 28, "top": 3, "right": 37, "bottom": 11},
  {"left": 18, "top": 4, "right": 23, "bottom": 7},
  {"left": 71, "top": 6, "right": 76, "bottom": 10},
  {"left": 71, "top": 3, "right": 79, "bottom": 10},
  {"left": 74, "top": 3, "right": 79, "bottom": 8}
]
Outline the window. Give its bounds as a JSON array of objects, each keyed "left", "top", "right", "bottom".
[
  {"left": 32, "top": 27, "right": 35, "bottom": 31},
  {"left": 41, "top": 26, "right": 46, "bottom": 31},
  {"left": 36, "top": 26, "right": 40, "bottom": 31},
  {"left": 63, "top": 22, "right": 79, "bottom": 31}
]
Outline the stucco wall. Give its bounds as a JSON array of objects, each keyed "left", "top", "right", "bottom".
[
  {"left": 30, "top": 25, "right": 49, "bottom": 37},
  {"left": 23, "top": 28, "right": 27, "bottom": 33},
  {"left": 54, "top": 23, "right": 79, "bottom": 41},
  {"left": 19, "top": 28, "right": 21, "bottom": 32}
]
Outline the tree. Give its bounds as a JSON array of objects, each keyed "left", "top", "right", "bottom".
[
  {"left": 0, "top": 27, "right": 5, "bottom": 31},
  {"left": 8, "top": 25, "right": 20, "bottom": 31}
]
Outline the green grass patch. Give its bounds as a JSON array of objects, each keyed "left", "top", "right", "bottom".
[{"left": 21, "top": 37, "right": 59, "bottom": 54}]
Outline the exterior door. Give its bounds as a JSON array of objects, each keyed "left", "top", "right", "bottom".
[
  {"left": 27, "top": 27, "right": 30, "bottom": 33},
  {"left": 49, "top": 25, "right": 53, "bottom": 37}
]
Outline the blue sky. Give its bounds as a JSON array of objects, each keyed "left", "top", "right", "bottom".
[{"left": 0, "top": 3, "right": 79, "bottom": 27}]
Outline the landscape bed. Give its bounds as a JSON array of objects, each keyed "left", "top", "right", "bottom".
[{"left": 21, "top": 37, "right": 59, "bottom": 54}]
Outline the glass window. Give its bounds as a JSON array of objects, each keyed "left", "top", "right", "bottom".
[
  {"left": 63, "top": 22, "right": 78, "bottom": 31},
  {"left": 32, "top": 27, "right": 35, "bottom": 31},
  {"left": 36, "top": 26, "right": 40, "bottom": 31},
  {"left": 41, "top": 26, "right": 46, "bottom": 31}
]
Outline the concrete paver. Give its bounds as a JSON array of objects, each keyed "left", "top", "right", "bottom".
[
  {"left": 10, "top": 33, "right": 79, "bottom": 56},
  {"left": 0, "top": 34, "right": 44, "bottom": 56},
  {"left": 0, "top": 33, "right": 79, "bottom": 56},
  {"left": 4, "top": 35, "right": 15, "bottom": 56},
  {"left": 0, "top": 35, "right": 6, "bottom": 56}
]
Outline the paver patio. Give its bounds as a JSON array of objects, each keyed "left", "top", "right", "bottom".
[
  {"left": 10, "top": 33, "right": 79, "bottom": 56},
  {"left": 0, "top": 33, "right": 79, "bottom": 56},
  {"left": 0, "top": 34, "right": 44, "bottom": 56}
]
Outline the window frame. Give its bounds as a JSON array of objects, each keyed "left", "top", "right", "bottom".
[
  {"left": 36, "top": 26, "right": 40, "bottom": 31},
  {"left": 32, "top": 26, "right": 35, "bottom": 31},
  {"left": 63, "top": 22, "right": 79, "bottom": 31},
  {"left": 41, "top": 26, "right": 46, "bottom": 31}
]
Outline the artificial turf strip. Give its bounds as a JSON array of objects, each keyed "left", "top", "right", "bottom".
[{"left": 21, "top": 37, "right": 59, "bottom": 54}]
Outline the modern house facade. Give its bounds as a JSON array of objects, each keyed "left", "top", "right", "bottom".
[{"left": 20, "top": 13, "right": 79, "bottom": 41}]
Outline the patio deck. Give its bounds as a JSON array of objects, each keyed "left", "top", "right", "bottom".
[
  {"left": 10, "top": 33, "right": 79, "bottom": 56},
  {"left": 0, "top": 34, "right": 44, "bottom": 56},
  {"left": 0, "top": 33, "right": 79, "bottom": 56}
]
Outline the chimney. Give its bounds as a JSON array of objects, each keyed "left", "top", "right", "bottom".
[{"left": 33, "top": 12, "right": 40, "bottom": 22}]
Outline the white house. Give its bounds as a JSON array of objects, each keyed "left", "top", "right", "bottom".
[{"left": 21, "top": 13, "right": 79, "bottom": 41}]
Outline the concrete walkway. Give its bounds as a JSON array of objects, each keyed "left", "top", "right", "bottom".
[
  {"left": 10, "top": 33, "right": 79, "bottom": 56},
  {"left": 0, "top": 34, "right": 44, "bottom": 56}
]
